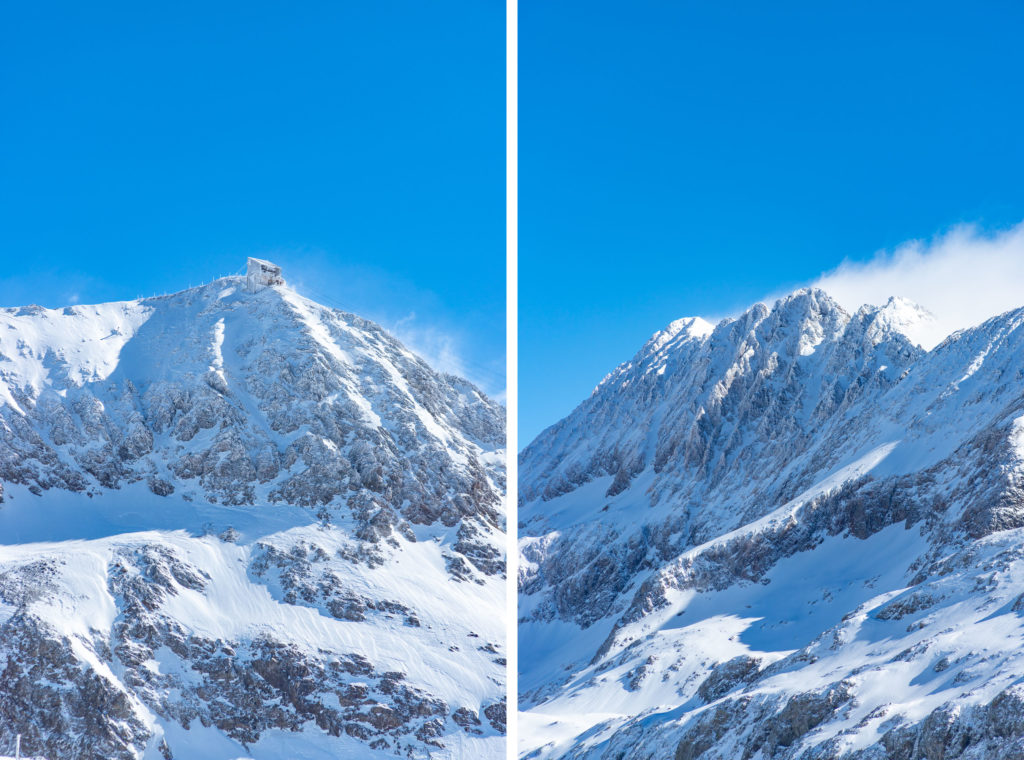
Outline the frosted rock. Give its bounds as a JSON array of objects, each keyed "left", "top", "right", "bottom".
[{"left": 520, "top": 288, "right": 1024, "bottom": 759}]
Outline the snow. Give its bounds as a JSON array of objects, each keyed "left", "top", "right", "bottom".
[
  {"left": 0, "top": 274, "right": 506, "bottom": 759},
  {"left": 0, "top": 480, "right": 504, "bottom": 755},
  {"left": 519, "top": 288, "right": 1024, "bottom": 758},
  {"left": 871, "top": 295, "right": 940, "bottom": 348},
  {"left": 0, "top": 300, "right": 153, "bottom": 403},
  {"left": 0, "top": 526, "right": 503, "bottom": 755}
]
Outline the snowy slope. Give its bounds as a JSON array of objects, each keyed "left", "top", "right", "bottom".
[
  {"left": 520, "top": 288, "right": 1024, "bottom": 760},
  {"left": 0, "top": 268, "right": 506, "bottom": 760}
]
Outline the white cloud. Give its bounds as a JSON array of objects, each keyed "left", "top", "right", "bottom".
[{"left": 810, "top": 221, "right": 1024, "bottom": 349}]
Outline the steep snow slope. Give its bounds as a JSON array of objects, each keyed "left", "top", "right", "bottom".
[
  {"left": 520, "top": 288, "right": 1024, "bottom": 760},
  {"left": 0, "top": 271, "right": 506, "bottom": 760}
]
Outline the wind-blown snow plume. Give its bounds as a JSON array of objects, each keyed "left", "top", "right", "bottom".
[
  {"left": 391, "top": 313, "right": 470, "bottom": 381},
  {"left": 812, "top": 221, "right": 1024, "bottom": 348}
]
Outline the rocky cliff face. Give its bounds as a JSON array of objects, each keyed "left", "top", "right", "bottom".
[
  {"left": 0, "top": 274, "right": 506, "bottom": 760},
  {"left": 519, "top": 288, "right": 1024, "bottom": 760}
]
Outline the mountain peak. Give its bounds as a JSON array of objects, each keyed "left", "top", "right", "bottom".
[
  {"left": 770, "top": 286, "right": 847, "bottom": 320},
  {"left": 638, "top": 316, "right": 714, "bottom": 360},
  {"left": 0, "top": 261, "right": 507, "bottom": 759},
  {"left": 872, "top": 294, "right": 940, "bottom": 347},
  {"left": 522, "top": 289, "right": 1024, "bottom": 760},
  {"left": 666, "top": 315, "right": 715, "bottom": 339},
  {"left": 724, "top": 287, "right": 849, "bottom": 359}
]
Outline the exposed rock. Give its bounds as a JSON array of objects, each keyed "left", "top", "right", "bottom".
[
  {"left": 520, "top": 291, "right": 1024, "bottom": 759},
  {"left": 0, "top": 276, "right": 506, "bottom": 758}
]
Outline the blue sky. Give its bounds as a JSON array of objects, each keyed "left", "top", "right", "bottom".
[
  {"left": 0, "top": 1, "right": 505, "bottom": 397},
  {"left": 520, "top": 0, "right": 1024, "bottom": 444}
]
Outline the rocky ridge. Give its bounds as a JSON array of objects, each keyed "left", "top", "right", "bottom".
[{"left": 519, "top": 288, "right": 1024, "bottom": 760}]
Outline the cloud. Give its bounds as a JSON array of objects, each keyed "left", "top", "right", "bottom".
[{"left": 810, "top": 221, "right": 1024, "bottom": 349}]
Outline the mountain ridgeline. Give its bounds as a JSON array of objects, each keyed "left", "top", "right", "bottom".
[
  {"left": 0, "top": 266, "right": 507, "bottom": 760},
  {"left": 520, "top": 288, "right": 1024, "bottom": 760}
]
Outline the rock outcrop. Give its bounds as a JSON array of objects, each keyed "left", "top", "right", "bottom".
[{"left": 520, "top": 288, "right": 1024, "bottom": 760}]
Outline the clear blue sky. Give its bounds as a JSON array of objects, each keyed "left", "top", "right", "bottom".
[
  {"left": 520, "top": 0, "right": 1024, "bottom": 444},
  {"left": 0, "top": 1, "right": 505, "bottom": 397}
]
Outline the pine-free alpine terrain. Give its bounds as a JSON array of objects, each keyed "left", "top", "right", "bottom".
[
  {"left": 0, "top": 265, "right": 506, "bottom": 760},
  {"left": 520, "top": 288, "right": 1024, "bottom": 760}
]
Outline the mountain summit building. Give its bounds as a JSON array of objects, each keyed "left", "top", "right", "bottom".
[{"left": 246, "top": 257, "right": 284, "bottom": 291}]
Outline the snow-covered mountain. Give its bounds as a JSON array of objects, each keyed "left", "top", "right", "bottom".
[
  {"left": 0, "top": 262, "right": 506, "bottom": 760},
  {"left": 519, "top": 287, "right": 1024, "bottom": 759}
]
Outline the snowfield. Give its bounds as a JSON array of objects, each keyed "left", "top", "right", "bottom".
[
  {"left": 0, "top": 271, "right": 506, "bottom": 760},
  {"left": 520, "top": 288, "right": 1024, "bottom": 760}
]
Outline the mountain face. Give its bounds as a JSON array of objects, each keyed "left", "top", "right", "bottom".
[
  {"left": 0, "top": 269, "right": 506, "bottom": 760},
  {"left": 519, "top": 288, "right": 1024, "bottom": 760}
]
